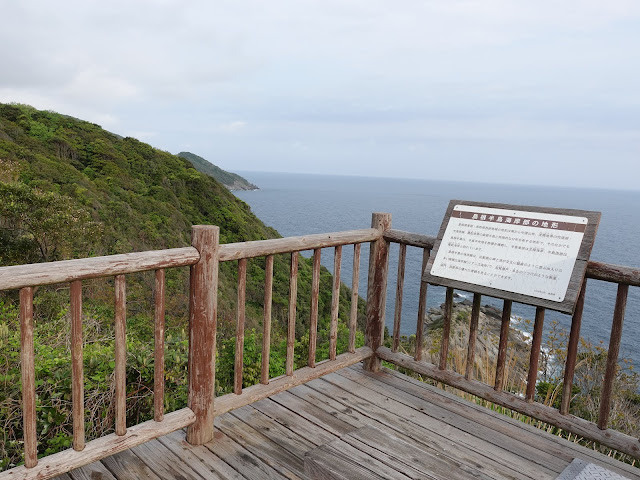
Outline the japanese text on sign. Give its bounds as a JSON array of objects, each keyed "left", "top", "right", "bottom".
[{"left": 429, "top": 205, "right": 588, "bottom": 302}]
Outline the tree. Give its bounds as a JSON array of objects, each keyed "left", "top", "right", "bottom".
[{"left": 0, "top": 182, "right": 101, "bottom": 265}]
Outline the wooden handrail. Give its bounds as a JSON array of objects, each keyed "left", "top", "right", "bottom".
[
  {"left": 218, "top": 228, "right": 380, "bottom": 261},
  {"left": 0, "top": 247, "right": 199, "bottom": 291},
  {"left": 586, "top": 261, "right": 640, "bottom": 286},
  {"left": 384, "top": 229, "right": 436, "bottom": 249},
  {"left": 384, "top": 230, "right": 640, "bottom": 286}
]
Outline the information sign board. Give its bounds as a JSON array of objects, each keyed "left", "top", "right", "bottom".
[{"left": 423, "top": 200, "right": 601, "bottom": 313}]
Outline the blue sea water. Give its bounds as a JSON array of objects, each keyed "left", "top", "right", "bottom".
[{"left": 235, "top": 172, "right": 640, "bottom": 368}]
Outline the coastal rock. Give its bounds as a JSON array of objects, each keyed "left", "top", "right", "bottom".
[{"left": 422, "top": 300, "right": 531, "bottom": 386}]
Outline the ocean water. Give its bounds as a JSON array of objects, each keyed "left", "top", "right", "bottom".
[{"left": 235, "top": 172, "right": 640, "bottom": 368}]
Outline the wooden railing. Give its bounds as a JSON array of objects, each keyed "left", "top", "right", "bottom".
[
  {"left": 0, "top": 244, "right": 202, "bottom": 479},
  {"left": 0, "top": 223, "right": 382, "bottom": 479},
  {"left": 380, "top": 223, "right": 640, "bottom": 459},
  {"left": 1, "top": 212, "right": 639, "bottom": 478}
]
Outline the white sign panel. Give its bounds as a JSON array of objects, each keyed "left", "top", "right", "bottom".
[{"left": 429, "top": 205, "right": 588, "bottom": 302}]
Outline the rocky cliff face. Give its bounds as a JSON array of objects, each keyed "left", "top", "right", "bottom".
[{"left": 421, "top": 298, "right": 531, "bottom": 387}]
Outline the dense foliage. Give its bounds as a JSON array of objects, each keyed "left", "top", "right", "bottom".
[
  {"left": 176, "top": 151, "right": 257, "bottom": 191},
  {"left": 0, "top": 103, "right": 365, "bottom": 469}
]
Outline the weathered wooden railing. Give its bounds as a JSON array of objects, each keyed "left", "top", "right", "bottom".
[
  {"left": 1, "top": 212, "right": 639, "bottom": 478},
  {"left": 0, "top": 221, "right": 385, "bottom": 479},
  {"left": 380, "top": 223, "right": 640, "bottom": 459},
  {"left": 211, "top": 220, "right": 385, "bottom": 416},
  {"left": 0, "top": 240, "right": 205, "bottom": 479}
]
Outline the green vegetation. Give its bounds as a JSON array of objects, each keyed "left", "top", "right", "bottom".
[
  {"left": 176, "top": 151, "right": 258, "bottom": 191},
  {"left": 0, "top": 103, "right": 365, "bottom": 470}
]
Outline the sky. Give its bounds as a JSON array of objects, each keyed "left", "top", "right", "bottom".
[{"left": 1, "top": 1, "right": 639, "bottom": 190}]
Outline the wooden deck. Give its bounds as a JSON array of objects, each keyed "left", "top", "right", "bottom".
[{"left": 55, "top": 365, "right": 640, "bottom": 480}]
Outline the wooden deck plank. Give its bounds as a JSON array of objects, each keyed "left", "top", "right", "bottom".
[
  {"left": 341, "top": 425, "right": 484, "bottom": 480},
  {"left": 159, "top": 430, "right": 245, "bottom": 480},
  {"left": 304, "top": 445, "right": 391, "bottom": 480},
  {"left": 55, "top": 364, "right": 640, "bottom": 480},
  {"left": 100, "top": 448, "right": 163, "bottom": 480},
  {"left": 309, "top": 440, "right": 415, "bottom": 480},
  {"left": 362, "top": 365, "right": 640, "bottom": 479},
  {"left": 310, "top": 374, "right": 554, "bottom": 479},
  {"left": 250, "top": 397, "right": 339, "bottom": 445},
  {"left": 206, "top": 424, "right": 292, "bottom": 480},
  {"left": 296, "top": 378, "right": 534, "bottom": 479},
  {"left": 218, "top": 409, "right": 306, "bottom": 479},
  {"left": 335, "top": 367, "right": 568, "bottom": 473},
  {"left": 129, "top": 438, "right": 207, "bottom": 479},
  {"left": 267, "top": 389, "right": 358, "bottom": 437},
  {"left": 67, "top": 461, "right": 117, "bottom": 480}
]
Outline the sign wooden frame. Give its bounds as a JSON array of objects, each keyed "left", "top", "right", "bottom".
[{"left": 423, "top": 200, "right": 601, "bottom": 314}]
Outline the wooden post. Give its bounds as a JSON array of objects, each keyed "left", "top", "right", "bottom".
[
  {"left": 70, "top": 280, "right": 85, "bottom": 450},
  {"left": 363, "top": 212, "right": 391, "bottom": 372},
  {"left": 114, "top": 274, "right": 127, "bottom": 436},
  {"left": 525, "top": 307, "right": 545, "bottom": 402},
  {"left": 560, "top": 281, "right": 586, "bottom": 415},
  {"left": 598, "top": 284, "right": 628, "bottom": 429},
  {"left": 186, "top": 225, "right": 219, "bottom": 445},
  {"left": 464, "top": 293, "right": 481, "bottom": 380},
  {"left": 494, "top": 299, "right": 512, "bottom": 391},
  {"left": 348, "top": 244, "right": 361, "bottom": 354},
  {"left": 154, "top": 270, "right": 165, "bottom": 422},
  {"left": 329, "top": 246, "right": 342, "bottom": 361},
  {"left": 261, "top": 255, "right": 274, "bottom": 383},
  {"left": 286, "top": 252, "right": 298, "bottom": 375},
  {"left": 438, "top": 287, "right": 454, "bottom": 370},
  {"left": 414, "top": 249, "right": 430, "bottom": 362},
  {"left": 392, "top": 244, "right": 406, "bottom": 353},
  {"left": 234, "top": 258, "right": 247, "bottom": 394},
  {"left": 20, "top": 287, "right": 37, "bottom": 468},
  {"left": 308, "top": 248, "right": 322, "bottom": 368}
]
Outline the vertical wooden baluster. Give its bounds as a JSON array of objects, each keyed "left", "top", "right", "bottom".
[
  {"left": 309, "top": 248, "right": 322, "bottom": 367},
  {"left": 235, "top": 258, "right": 247, "bottom": 394},
  {"left": 349, "top": 244, "right": 361, "bottom": 354},
  {"left": 525, "top": 307, "right": 545, "bottom": 402},
  {"left": 561, "top": 281, "right": 586, "bottom": 415},
  {"left": 70, "top": 280, "right": 85, "bottom": 450},
  {"left": 154, "top": 269, "right": 165, "bottom": 422},
  {"left": 286, "top": 253, "right": 298, "bottom": 375},
  {"left": 364, "top": 213, "right": 392, "bottom": 372},
  {"left": 329, "top": 246, "right": 342, "bottom": 360},
  {"left": 414, "top": 249, "right": 430, "bottom": 361},
  {"left": 465, "top": 293, "right": 481, "bottom": 381},
  {"left": 438, "top": 287, "right": 454, "bottom": 370},
  {"left": 114, "top": 274, "right": 127, "bottom": 436},
  {"left": 598, "top": 284, "right": 629, "bottom": 429},
  {"left": 261, "top": 255, "right": 274, "bottom": 384},
  {"left": 392, "top": 244, "right": 407, "bottom": 353},
  {"left": 494, "top": 300, "right": 512, "bottom": 391},
  {"left": 20, "top": 287, "right": 37, "bottom": 468},
  {"left": 186, "top": 225, "right": 219, "bottom": 445}
]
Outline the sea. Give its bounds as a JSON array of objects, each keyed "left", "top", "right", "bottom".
[{"left": 235, "top": 171, "right": 640, "bottom": 369}]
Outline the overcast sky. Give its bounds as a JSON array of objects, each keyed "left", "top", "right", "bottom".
[{"left": 1, "top": 1, "right": 639, "bottom": 190}]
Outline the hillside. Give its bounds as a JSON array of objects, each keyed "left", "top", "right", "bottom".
[
  {"left": 177, "top": 151, "right": 258, "bottom": 191},
  {"left": 0, "top": 103, "right": 365, "bottom": 468}
]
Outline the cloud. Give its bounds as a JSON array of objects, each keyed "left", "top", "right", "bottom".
[
  {"left": 1, "top": 1, "right": 639, "bottom": 189},
  {"left": 219, "top": 121, "right": 247, "bottom": 133}
]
